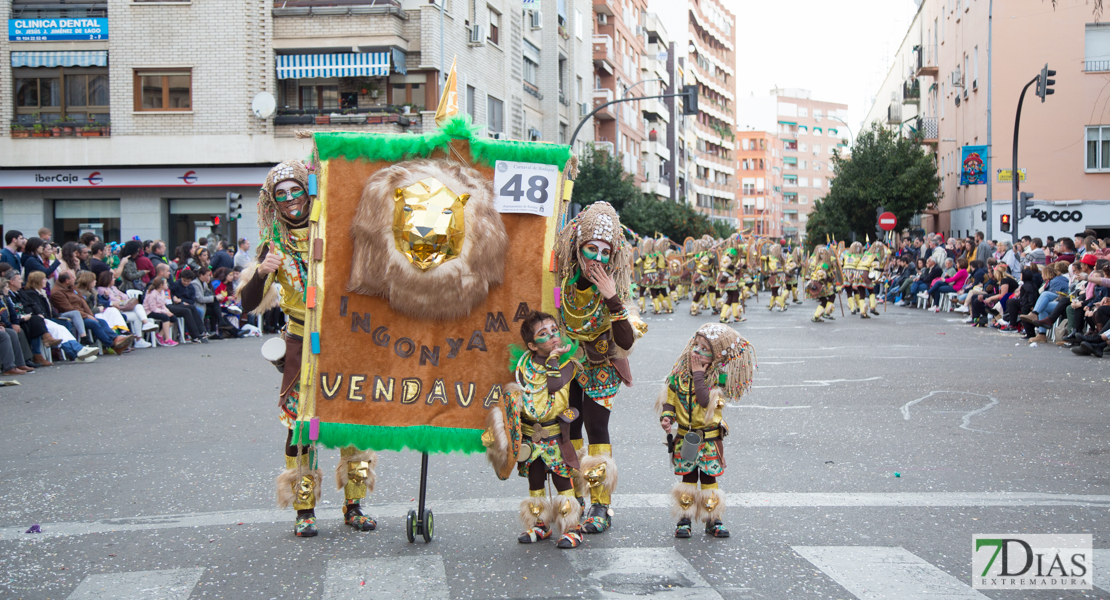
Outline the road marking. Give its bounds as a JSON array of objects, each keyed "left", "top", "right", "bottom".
[
  {"left": 793, "top": 546, "right": 988, "bottom": 600},
  {"left": 900, "top": 391, "right": 999, "bottom": 433},
  {"left": 726, "top": 404, "right": 811, "bottom": 410},
  {"left": 567, "top": 547, "right": 723, "bottom": 599},
  {"left": 66, "top": 567, "right": 204, "bottom": 600},
  {"left": 4, "top": 493, "right": 1108, "bottom": 541},
  {"left": 754, "top": 376, "right": 881, "bottom": 389},
  {"left": 323, "top": 556, "right": 448, "bottom": 600},
  {"left": 1095, "top": 549, "right": 1110, "bottom": 591}
]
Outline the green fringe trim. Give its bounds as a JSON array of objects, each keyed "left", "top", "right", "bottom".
[
  {"left": 314, "top": 115, "right": 572, "bottom": 168},
  {"left": 291, "top": 421, "right": 485, "bottom": 455}
]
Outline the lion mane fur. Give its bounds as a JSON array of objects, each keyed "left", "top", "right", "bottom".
[
  {"left": 697, "top": 487, "right": 727, "bottom": 523},
  {"left": 551, "top": 495, "right": 583, "bottom": 538},
  {"left": 275, "top": 466, "right": 322, "bottom": 509},
  {"left": 347, "top": 158, "right": 508, "bottom": 320},
  {"left": 671, "top": 482, "right": 699, "bottom": 521},
  {"left": 334, "top": 448, "right": 379, "bottom": 494},
  {"left": 518, "top": 497, "right": 552, "bottom": 530}
]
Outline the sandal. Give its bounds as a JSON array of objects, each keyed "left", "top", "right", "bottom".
[
  {"left": 556, "top": 530, "right": 583, "bottom": 549},
  {"left": 294, "top": 513, "right": 318, "bottom": 537},
  {"left": 675, "top": 517, "right": 692, "bottom": 538},
  {"left": 581, "top": 504, "right": 611, "bottom": 534},
  {"left": 518, "top": 522, "right": 552, "bottom": 544},
  {"left": 344, "top": 503, "right": 377, "bottom": 531},
  {"left": 704, "top": 519, "right": 730, "bottom": 538}
]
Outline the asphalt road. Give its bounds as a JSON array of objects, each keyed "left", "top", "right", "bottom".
[{"left": 1, "top": 295, "right": 1108, "bottom": 600}]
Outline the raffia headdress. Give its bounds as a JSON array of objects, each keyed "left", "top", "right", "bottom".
[
  {"left": 670, "top": 323, "right": 756, "bottom": 400},
  {"left": 555, "top": 201, "right": 633, "bottom": 303}
]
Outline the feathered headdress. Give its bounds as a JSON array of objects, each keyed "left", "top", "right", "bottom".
[
  {"left": 257, "top": 160, "right": 311, "bottom": 252},
  {"left": 669, "top": 323, "right": 756, "bottom": 401},
  {"left": 555, "top": 201, "right": 633, "bottom": 303}
]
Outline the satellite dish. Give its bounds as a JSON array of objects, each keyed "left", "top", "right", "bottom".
[{"left": 252, "top": 92, "right": 276, "bottom": 119}]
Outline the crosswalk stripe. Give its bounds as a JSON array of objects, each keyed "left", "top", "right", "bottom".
[
  {"left": 793, "top": 546, "right": 988, "bottom": 600},
  {"left": 66, "top": 567, "right": 204, "bottom": 600},
  {"left": 5, "top": 492, "right": 1109, "bottom": 540},
  {"left": 323, "top": 556, "right": 449, "bottom": 600},
  {"left": 1095, "top": 549, "right": 1110, "bottom": 591},
  {"left": 566, "top": 547, "right": 724, "bottom": 599}
]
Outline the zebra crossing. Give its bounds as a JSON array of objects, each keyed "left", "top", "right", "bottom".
[{"left": 58, "top": 547, "right": 1110, "bottom": 599}]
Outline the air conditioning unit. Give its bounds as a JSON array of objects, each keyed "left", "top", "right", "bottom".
[
  {"left": 635, "top": 25, "right": 645, "bottom": 36},
  {"left": 579, "top": 102, "right": 589, "bottom": 117},
  {"left": 468, "top": 24, "right": 485, "bottom": 45},
  {"left": 951, "top": 68, "right": 964, "bottom": 88},
  {"left": 597, "top": 13, "right": 607, "bottom": 24},
  {"left": 972, "top": 78, "right": 978, "bottom": 91},
  {"left": 530, "top": 10, "right": 542, "bottom": 29}
]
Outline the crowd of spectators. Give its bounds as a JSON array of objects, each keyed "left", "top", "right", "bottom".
[
  {"left": 882, "top": 229, "right": 1110, "bottom": 357},
  {"left": 1, "top": 228, "right": 272, "bottom": 378}
]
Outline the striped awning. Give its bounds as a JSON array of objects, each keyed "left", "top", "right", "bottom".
[
  {"left": 276, "top": 52, "right": 390, "bottom": 79},
  {"left": 783, "top": 156, "right": 797, "bottom": 165},
  {"left": 783, "top": 174, "right": 798, "bottom": 180},
  {"left": 12, "top": 51, "right": 107, "bottom": 68}
]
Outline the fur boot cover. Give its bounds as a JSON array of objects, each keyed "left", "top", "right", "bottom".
[
  {"left": 671, "top": 482, "right": 699, "bottom": 521},
  {"left": 576, "top": 453, "right": 619, "bottom": 498},
  {"left": 518, "top": 496, "right": 553, "bottom": 531},
  {"left": 696, "top": 487, "right": 726, "bottom": 524},
  {"left": 552, "top": 494, "right": 584, "bottom": 538},
  {"left": 276, "top": 466, "right": 322, "bottom": 509},
  {"left": 334, "top": 449, "right": 379, "bottom": 494}
]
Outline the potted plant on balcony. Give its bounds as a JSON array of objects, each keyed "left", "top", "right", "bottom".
[
  {"left": 32, "top": 124, "right": 47, "bottom": 138},
  {"left": 61, "top": 116, "right": 76, "bottom": 137},
  {"left": 314, "top": 112, "right": 331, "bottom": 125},
  {"left": 10, "top": 123, "right": 30, "bottom": 138},
  {"left": 81, "top": 124, "right": 101, "bottom": 137},
  {"left": 100, "top": 121, "right": 111, "bottom": 136},
  {"left": 50, "top": 121, "right": 63, "bottom": 137}
]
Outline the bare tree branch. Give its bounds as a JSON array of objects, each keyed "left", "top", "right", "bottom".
[{"left": 1049, "top": 0, "right": 1103, "bottom": 20}]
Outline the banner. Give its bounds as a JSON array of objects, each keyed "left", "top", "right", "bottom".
[
  {"left": 960, "top": 145, "right": 988, "bottom": 185},
  {"left": 9, "top": 18, "right": 108, "bottom": 41}
]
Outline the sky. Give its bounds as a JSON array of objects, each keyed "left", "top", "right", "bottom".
[{"left": 723, "top": 0, "right": 921, "bottom": 135}]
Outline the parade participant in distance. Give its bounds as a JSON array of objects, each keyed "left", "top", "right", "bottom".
[
  {"left": 657, "top": 323, "right": 755, "bottom": 539},
  {"left": 240, "top": 160, "right": 378, "bottom": 538}
]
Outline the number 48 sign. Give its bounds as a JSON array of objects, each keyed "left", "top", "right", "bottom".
[{"left": 493, "top": 160, "right": 558, "bottom": 217}]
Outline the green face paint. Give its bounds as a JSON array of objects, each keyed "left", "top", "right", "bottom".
[
  {"left": 581, "top": 244, "right": 611, "bottom": 264},
  {"left": 275, "top": 188, "right": 305, "bottom": 203}
]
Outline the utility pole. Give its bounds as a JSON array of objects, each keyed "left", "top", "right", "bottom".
[
  {"left": 985, "top": 0, "right": 993, "bottom": 239},
  {"left": 1010, "top": 75, "right": 1038, "bottom": 244}
]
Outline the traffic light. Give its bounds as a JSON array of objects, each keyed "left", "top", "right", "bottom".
[
  {"left": 1035, "top": 64, "right": 1056, "bottom": 102},
  {"left": 227, "top": 192, "right": 243, "bottom": 221},
  {"left": 681, "top": 84, "right": 698, "bottom": 115},
  {"left": 1018, "top": 192, "right": 1033, "bottom": 219},
  {"left": 1000, "top": 213, "right": 1011, "bottom": 233},
  {"left": 213, "top": 215, "right": 221, "bottom": 226}
]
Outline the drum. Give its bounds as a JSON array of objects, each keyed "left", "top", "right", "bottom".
[{"left": 261, "top": 337, "right": 286, "bottom": 372}]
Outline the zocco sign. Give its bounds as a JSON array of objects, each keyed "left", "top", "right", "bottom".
[{"left": 1028, "top": 208, "right": 1083, "bottom": 223}]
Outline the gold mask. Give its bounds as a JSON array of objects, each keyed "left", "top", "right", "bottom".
[
  {"left": 392, "top": 177, "right": 469, "bottom": 270},
  {"left": 347, "top": 461, "right": 370, "bottom": 484},
  {"left": 584, "top": 463, "right": 607, "bottom": 489},
  {"left": 679, "top": 493, "right": 695, "bottom": 510},
  {"left": 559, "top": 498, "right": 574, "bottom": 516},
  {"left": 294, "top": 475, "right": 316, "bottom": 505},
  {"left": 703, "top": 494, "right": 719, "bottom": 511},
  {"left": 529, "top": 502, "right": 543, "bottom": 517}
]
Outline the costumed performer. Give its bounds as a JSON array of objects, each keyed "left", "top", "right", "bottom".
[
  {"left": 657, "top": 323, "right": 756, "bottom": 538},
  {"left": 858, "top": 241, "right": 887, "bottom": 317},
  {"left": 715, "top": 248, "right": 744, "bottom": 323},
  {"left": 841, "top": 241, "right": 867, "bottom": 318},
  {"left": 806, "top": 246, "right": 838, "bottom": 323},
  {"left": 240, "top": 160, "right": 378, "bottom": 538},
  {"left": 762, "top": 244, "right": 788, "bottom": 312}
]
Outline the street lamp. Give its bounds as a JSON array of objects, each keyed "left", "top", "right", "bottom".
[{"left": 827, "top": 115, "right": 855, "bottom": 147}]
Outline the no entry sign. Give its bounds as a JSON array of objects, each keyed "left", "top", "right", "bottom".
[{"left": 878, "top": 212, "right": 897, "bottom": 231}]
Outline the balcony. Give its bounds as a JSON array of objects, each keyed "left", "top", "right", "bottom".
[
  {"left": 903, "top": 79, "right": 921, "bottom": 105},
  {"left": 593, "top": 0, "right": 615, "bottom": 16},
  {"left": 10, "top": 1, "right": 107, "bottom": 18},
  {"left": 915, "top": 44, "right": 938, "bottom": 78},
  {"left": 9, "top": 120, "right": 111, "bottom": 139},
  {"left": 887, "top": 102, "right": 902, "bottom": 125},
  {"left": 641, "top": 178, "right": 670, "bottom": 198},
  {"left": 642, "top": 98, "right": 670, "bottom": 123},
  {"left": 1086, "top": 60, "right": 1110, "bottom": 73},
  {"left": 270, "top": 107, "right": 418, "bottom": 136},
  {"left": 642, "top": 140, "right": 671, "bottom": 161},
  {"left": 592, "top": 35, "right": 614, "bottom": 73},
  {"left": 593, "top": 140, "right": 615, "bottom": 155},
  {"left": 272, "top": 0, "right": 405, "bottom": 16},
  {"left": 593, "top": 88, "right": 615, "bottom": 120},
  {"left": 914, "top": 116, "right": 938, "bottom": 145},
  {"left": 524, "top": 81, "right": 543, "bottom": 100}
]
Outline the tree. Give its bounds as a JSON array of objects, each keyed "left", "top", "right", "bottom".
[
  {"left": 573, "top": 147, "right": 729, "bottom": 241},
  {"left": 1049, "top": 0, "right": 1102, "bottom": 19},
  {"left": 805, "top": 123, "right": 941, "bottom": 250}
]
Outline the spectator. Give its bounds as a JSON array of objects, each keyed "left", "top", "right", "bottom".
[
  {"left": 167, "top": 273, "right": 208, "bottom": 343},
  {"left": 971, "top": 264, "right": 1017, "bottom": 327},
  {"left": 37, "top": 227, "right": 52, "bottom": 244},
  {"left": 79, "top": 232, "right": 99, "bottom": 248},
  {"left": 116, "top": 241, "right": 147, "bottom": 292},
  {"left": 0, "top": 277, "right": 34, "bottom": 372},
  {"left": 23, "top": 271, "right": 98, "bottom": 363},
  {"left": 75, "top": 271, "right": 133, "bottom": 339},
  {"left": 140, "top": 277, "right": 181, "bottom": 346},
  {"left": 147, "top": 240, "right": 171, "bottom": 270},
  {"left": 910, "top": 258, "right": 943, "bottom": 304},
  {"left": 3, "top": 272, "right": 59, "bottom": 366},
  {"left": 0, "top": 314, "right": 29, "bottom": 375},
  {"left": 191, "top": 267, "right": 219, "bottom": 334},
  {"left": 973, "top": 232, "right": 992, "bottom": 264},
  {"left": 1022, "top": 238, "right": 1046, "bottom": 267},
  {"left": 188, "top": 247, "right": 210, "bottom": 272},
  {"left": 96, "top": 270, "right": 156, "bottom": 347},
  {"left": 885, "top": 257, "right": 916, "bottom": 303},
  {"left": 1009, "top": 266, "right": 1043, "bottom": 339},
  {"left": 152, "top": 263, "right": 171, "bottom": 283},
  {"left": 20, "top": 238, "right": 60, "bottom": 278},
  {"left": 930, "top": 239, "right": 947, "bottom": 270},
  {"left": 133, "top": 242, "right": 156, "bottom": 285},
  {"left": 929, "top": 257, "right": 969, "bottom": 309},
  {"left": 1017, "top": 261, "right": 1070, "bottom": 336},
  {"left": 997, "top": 240, "right": 1021, "bottom": 275},
  {"left": 57, "top": 241, "right": 84, "bottom": 281},
  {"left": 87, "top": 242, "right": 111, "bottom": 276},
  {"left": 172, "top": 242, "right": 194, "bottom": 274},
  {"left": 2, "top": 230, "right": 25, "bottom": 271},
  {"left": 210, "top": 240, "right": 235, "bottom": 271},
  {"left": 234, "top": 238, "right": 252, "bottom": 269},
  {"left": 50, "top": 272, "right": 134, "bottom": 353},
  {"left": 1056, "top": 238, "right": 1077, "bottom": 264}
]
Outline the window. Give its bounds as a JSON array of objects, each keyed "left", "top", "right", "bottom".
[
  {"left": 559, "top": 123, "right": 567, "bottom": 144},
  {"left": 390, "top": 83, "right": 424, "bottom": 110},
  {"left": 575, "top": 8, "right": 583, "bottom": 39},
  {"left": 487, "top": 95, "right": 504, "bottom": 135},
  {"left": 467, "top": 85, "right": 477, "bottom": 122},
  {"left": 799, "top": 107, "right": 807, "bottom": 118},
  {"left": 1085, "top": 126, "right": 1110, "bottom": 171},
  {"left": 523, "top": 58, "right": 538, "bottom": 85},
  {"left": 799, "top": 177, "right": 808, "bottom": 187},
  {"left": 800, "top": 195, "right": 808, "bottom": 204},
  {"left": 134, "top": 69, "right": 191, "bottom": 111},
  {"left": 813, "top": 177, "right": 822, "bottom": 188},
  {"left": 973, "top": 46, "right": 980, "bottom": 87},
  {"left": 302, "top": 84, "right": 339, "bottom": 111},
  {"left": 488, "top": 7, "right": 501, "bottom": 45},
  {"left": 14, "top": 67, "right": 108, "bottom": 123},
  {"left": 813, "top": 144, "right": 820, "bottom": 154},
  {"left": 1086, "top": 24, "right": 1110, "bottom": 71}
]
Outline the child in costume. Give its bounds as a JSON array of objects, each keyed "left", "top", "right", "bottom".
[
  {"left": 807, "top": 246, "right": 839, "bottom": 323},
  {"left": 715, "top": 248, "right": 744, "bottom": 323},
  {"left": 485, "top": 311, "right": 585, "bottom": 549},
  {"left": 657, "top": 323, "right": 756, "bottom": 538}
]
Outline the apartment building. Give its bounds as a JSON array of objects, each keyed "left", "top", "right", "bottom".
[
  {"left": 591, "top": 0, "right": 649, "bottom": 184},
  {"left": 637, "top": 11, "right": 671, "bottom": 201},
  {"left": 863, "top": 0, "right": 1110, "bottom": 239},
  {"left": 737, "top": 88, "right": 849, "bottom": 241},
  {"left": 736, "top": 132, "right": 783, "bottom": 238},
  {"left": 0, "top": 0, "right": 593, "bottom": 244}
]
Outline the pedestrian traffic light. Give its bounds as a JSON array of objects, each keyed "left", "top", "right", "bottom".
[
  {"left": 213, "top": 215, "right": 221, "bottom": 226},
  {"left": 227, "top": 192, "right": 243, "bottom": 221},
  {"left": 681, "top": 85, "right": 698, "bottom": 115},
  {"left": 1000, "top": 213, "right": 1011, "bottom": 233},
  {"left": 1035, "top": 64, "right": 1056, "bottom": 102},
  {"left": 1018, "top": 192, "right": 1033, "bottom": 219}
]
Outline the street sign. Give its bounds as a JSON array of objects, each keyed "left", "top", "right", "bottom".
[
  {"left": 878, "top": 212, "right": 897, "bottom": 231},
  {"left": 997, "top": 168, "right": 1026, "bottom": 182}
]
